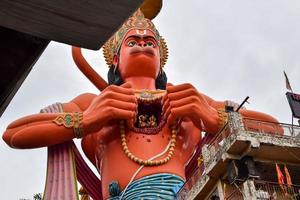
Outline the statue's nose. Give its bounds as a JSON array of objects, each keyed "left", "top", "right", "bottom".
[{"left": 138, "top": 41, "right": 147, "bottom": 47}]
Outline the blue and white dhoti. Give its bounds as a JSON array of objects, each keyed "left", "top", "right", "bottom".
[{"left": 108, "top": 173, "right": 185, "bottom": 200}]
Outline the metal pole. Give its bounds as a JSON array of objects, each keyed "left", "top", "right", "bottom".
[{"left": 235, "top": 96, "right": 250, "bottom": 112}]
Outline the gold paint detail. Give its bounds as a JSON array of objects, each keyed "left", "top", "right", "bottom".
[
  {"left": 53, "top": 112, "right": 84, "bottom": 138},
  {"left": 102, "top": 9, "right": 168, "bottom": 68},
  {"left": 140, "top": 0, "right": 162, "bottom": 20}
]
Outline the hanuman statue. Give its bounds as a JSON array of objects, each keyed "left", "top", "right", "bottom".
[{"left": 3, "top": 10, "right": 280, "bottom": 199}]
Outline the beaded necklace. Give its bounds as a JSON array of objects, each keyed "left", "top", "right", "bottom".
[
  {"left": 120, "top": 90, "right": 179, "bottom": 166},
  {"left": 120, "top": 120, "right": 178, "bottom": 166}
]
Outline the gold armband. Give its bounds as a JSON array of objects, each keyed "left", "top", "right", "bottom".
[
  {"left": 53, "top": 112, "right": 84, "bottom": 138},
  {"left": 217, "top": 109, "right": 228, "bottom": 133}
]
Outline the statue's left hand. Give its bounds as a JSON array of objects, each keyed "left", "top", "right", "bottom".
[{"left": 163, "top": 83, "right": 219, "bottom": 132}]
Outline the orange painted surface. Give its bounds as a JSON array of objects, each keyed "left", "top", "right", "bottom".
[{"left": 2, "top": 28, "right": 281, "bottom": 199}]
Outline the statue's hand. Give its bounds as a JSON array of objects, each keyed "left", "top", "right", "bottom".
[
  {"left": 83, "top": 82, "right": 137, "bottom": 134},
  {"left": 163, "top": 83, "right": 218, "bottom": 131}
]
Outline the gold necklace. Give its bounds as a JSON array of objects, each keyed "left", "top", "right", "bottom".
[
  {"left": 133, "top": 89, "right": 166, "bottom": 103},
  {"left": 120, "top": 120, "right": 178, "bottom": 166}
]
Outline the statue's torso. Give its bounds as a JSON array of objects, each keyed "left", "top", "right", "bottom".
[{"left": 82, "top": 120, "right": 201, "bottom": 199}]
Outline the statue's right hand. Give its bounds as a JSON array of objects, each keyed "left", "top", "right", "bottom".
[{"left": 82, "top": 82, "right": 137, "bottom": 134}]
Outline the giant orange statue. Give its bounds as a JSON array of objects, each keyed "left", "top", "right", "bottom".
[{"left": 2, "top": 9, "right": 281, "bottom": 200}]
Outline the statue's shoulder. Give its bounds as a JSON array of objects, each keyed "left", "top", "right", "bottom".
[
  {"left": 70, "top": 93, "right": 97, "bottom": 111},
  {"left": 72, "top": 92, "right": 97, "bottom": 102},
  {"left": 41, "top": 93, "right": 97, "bottom": 113}
]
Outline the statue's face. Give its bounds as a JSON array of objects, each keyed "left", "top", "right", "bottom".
[{"left": 114, "top": 29, "right": 161, "bottom": 79}]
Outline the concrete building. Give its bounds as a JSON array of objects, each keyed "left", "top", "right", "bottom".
[{"left": 177, "top": 112, "right": 300, "bottom": 200}]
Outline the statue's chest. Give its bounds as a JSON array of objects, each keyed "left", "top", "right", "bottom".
[
  {"left": 125, "top": 128, "right": 172, "bottom": 145},
  {"left": 100, "top": 121, "right": 188, "bottom": 148}
]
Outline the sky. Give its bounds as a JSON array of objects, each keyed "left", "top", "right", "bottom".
[{"left": 1, "top": 1, "right": 300, "bottom": 199}]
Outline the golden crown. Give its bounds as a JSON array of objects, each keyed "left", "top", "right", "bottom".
[{"left": 102, "top": 9, "right": 168, "bottom": 68}]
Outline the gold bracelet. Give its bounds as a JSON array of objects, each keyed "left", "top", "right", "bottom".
[
  {"left": 217, "top": 109, "right": 228, "bottom": 133},
  {"left": 53, "top": 112, "right": 84, "bottom": 138}
]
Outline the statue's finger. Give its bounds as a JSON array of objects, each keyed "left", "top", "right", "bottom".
[
  {"left": 104, "top": 84, "right": 134, "bottom": 95},
  {"left": 162, "top": 98, "right": 170, "bottom": 114},
  {"left": 102, "top": 92, "right": 136, "bottom": 104},
  {"left": 168, "top": 88, "right": 197, "bottom": 101},
  {"left": 167, "top": 83, "right": 195, "bottom": 93},
  {"left": 167, "top": 104, "right": 201, "bottom": 128},
  {"left": 163, "top": 105, "right": 171, "bottom": 122},
  {"left": 101, "top": 99, "right": 136, "bottom": 115},
  {"left": 120, "top": 82, "right": 132, "bottom": 88},
  {"left": 108, "top": 107, "right": 135, "bottom": 121},
  {"left": 169, "top": 96, "right": 200, "bottom": 109},
  {"left": 167, "top": 108, "right": 182, "bottom": 126}
]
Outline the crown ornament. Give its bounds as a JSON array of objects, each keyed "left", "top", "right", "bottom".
[{"left": 102, "top": 9, "right": 168, "bottom": 68}]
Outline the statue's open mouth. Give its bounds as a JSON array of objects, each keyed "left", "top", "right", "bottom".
[{"left": 132, "top": 90, "right": 166, "bottom": 134}]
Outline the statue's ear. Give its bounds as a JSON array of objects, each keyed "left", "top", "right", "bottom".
[{"left": 112, "top": 54, "right": 119, "bottom": 66}]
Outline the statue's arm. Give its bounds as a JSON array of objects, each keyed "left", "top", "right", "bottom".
[
  {"left": 3, "top": 83, "right": 136, "bottom": 149},
  {"left": 2, "top": 93, "right": 96, "bottom": 149},
  {"left": 164, "top": 83, "right": 282, "bottom": 136},
  {"left": 200, "top": 93, "right": 239, "bottom": 110},
  {"left": 202, "top": 94, "right": 284, "bottom": 134},
  {"left": 201, "top": 93, "right": 280, "bottom": 123}
]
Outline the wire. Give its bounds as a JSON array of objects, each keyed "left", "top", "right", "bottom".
[{"left": 233, "top": 182, "right": 246, "bottom": 198}]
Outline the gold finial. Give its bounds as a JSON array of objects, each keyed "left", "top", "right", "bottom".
[{"left": 140, "top": 0, "right": 162, "bottom": 20}]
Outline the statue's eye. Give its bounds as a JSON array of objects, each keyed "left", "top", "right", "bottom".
[
  {"left": 127, "top": 41, "right": 137, "bottom": 47},
  {"left": 146, "top": 41, "right": 155, "bottom": 47}
]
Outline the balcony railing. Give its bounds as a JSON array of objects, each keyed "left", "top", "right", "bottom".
[
  {"left": 254, "top": 180, "right": 300, "bottom": 200},
  {"left": 176, "top": 165, "right": 204, "bottom": 200},
  {"left": 225, "top": 180, "right": 300, "bottom": 200},
  {"left": 207, "top": 125, "right": 231, "bottom": 152},
  {"left": 225, "top": 185, "right": 244, "bottom": 200},
  {"left": 243, "top": 118, "right": 300, "bottom": 137},
  {"left": 207, "top": 117, "right": 300, "bottom": 156}
]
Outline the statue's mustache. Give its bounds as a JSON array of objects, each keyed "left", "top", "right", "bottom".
[{"left": 129, "top": 46, "right": 155, "bottom": 56}]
